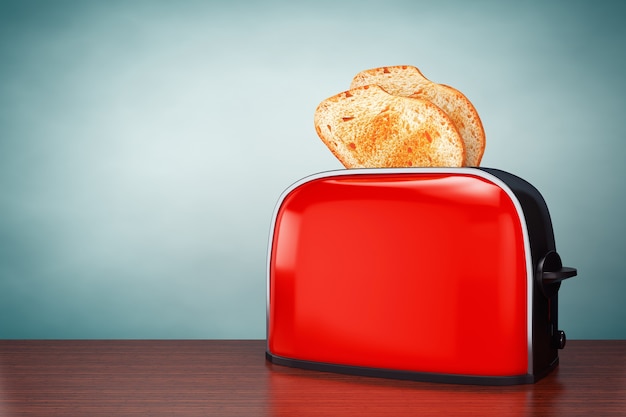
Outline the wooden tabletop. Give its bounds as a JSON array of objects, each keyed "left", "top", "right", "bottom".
[{"left": 1, "top": 340, "right": 624, "bottom": 416}]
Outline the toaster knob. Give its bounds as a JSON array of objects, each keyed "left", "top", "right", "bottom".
[{"left": 553, "top": 330, "right": 567, "bottom": 349}]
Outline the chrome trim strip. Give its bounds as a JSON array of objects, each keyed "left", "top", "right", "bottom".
[{"left": 266, "top": 168, "right": 534, "bottom": 375}]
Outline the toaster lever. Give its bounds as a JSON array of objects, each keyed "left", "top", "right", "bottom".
[
  {"left": 536, "top": 251, "right": 577, "bottom": 297},
  {"left": 542, "top": 266, "right": 578, "bottom": 284}
]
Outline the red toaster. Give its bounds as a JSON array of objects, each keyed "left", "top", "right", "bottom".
[{"left": 265, "top": 168, "right": 577, "bottom": 385}]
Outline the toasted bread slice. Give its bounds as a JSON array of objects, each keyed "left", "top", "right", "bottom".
[
  {"left": 314, "top": 85, "right": 465, "bottom": 168},
  {"left": 350, "top": 65, "right": 485, "bottom": 166}
]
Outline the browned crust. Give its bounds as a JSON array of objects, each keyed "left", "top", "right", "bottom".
[
  {"left": 350, "top": 65, "right": 486, "bottom": 166},
  {"left": 314, "top": 85, "right": 465, "bottom": 168}
]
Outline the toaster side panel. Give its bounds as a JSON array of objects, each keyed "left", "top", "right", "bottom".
[
  {"left": 479, "top": 168, "right": 562, "bottom": 377},
  {"left": 268, "top": 171, "right": 530, "bottom": 377}
]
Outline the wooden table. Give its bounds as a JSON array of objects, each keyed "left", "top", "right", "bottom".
[{"left": 1, "top": 340, "right": 624, "bottom": 416}]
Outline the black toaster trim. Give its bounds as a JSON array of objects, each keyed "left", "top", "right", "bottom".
[
  {"left": 478, "top": 168, "right": 556, "bottom": 265},
  {"left": 266, "top": 351, "right": 558, "bottom": 386},
  {"left": 478, "top": 168, "right": 577, "bottom": 376}
]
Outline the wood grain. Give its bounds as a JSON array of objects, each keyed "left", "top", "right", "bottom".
[{"left": 0, "top": 340, "right": 624, "bottom": 416}]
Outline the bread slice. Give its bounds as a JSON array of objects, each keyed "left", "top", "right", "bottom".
[
  {"left": 350, "top": 65, "right": 485, "bottom": 166},
  {"left": 314, "top": 84, "right": 465, "bottom": 168}
]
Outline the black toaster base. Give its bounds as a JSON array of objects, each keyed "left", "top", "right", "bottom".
[{"left": 266, "top": 351, "right": 559, "bottom": 386}]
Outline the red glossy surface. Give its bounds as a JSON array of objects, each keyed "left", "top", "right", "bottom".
[{"left": 268, "top": 172, "right": 528, "bottom": 377}]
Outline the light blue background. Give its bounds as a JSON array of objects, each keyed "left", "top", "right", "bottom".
[{"left": 1, "top": 0, "right": 624, "bottom": 339}]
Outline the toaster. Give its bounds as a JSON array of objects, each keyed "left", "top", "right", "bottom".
[{"left": 265, "top": 168, "right": 577, "bottom": 385}]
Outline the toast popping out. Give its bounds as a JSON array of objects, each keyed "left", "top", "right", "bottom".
[
  {"left": 314, "top": 84, "right": 465, "bottom": 168},
  {"left": 350, "top": 65, "right": 486, "bottom": 166}
]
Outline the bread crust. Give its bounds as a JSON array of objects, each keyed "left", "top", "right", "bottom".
[
  {"left": 350, "top": 65, "right": 485, "bottom": 166},
  {"left": 314, "top": 85, "right": 465, "bottom": 168}
]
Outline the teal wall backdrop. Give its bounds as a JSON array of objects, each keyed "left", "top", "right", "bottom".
[{"left": 1, "top": 0, "right": 624, "bottom": 339}]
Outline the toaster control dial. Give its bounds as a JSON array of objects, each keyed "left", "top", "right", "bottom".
[{"left": 553, "top": 330, "right": 567, "bottom": 350}]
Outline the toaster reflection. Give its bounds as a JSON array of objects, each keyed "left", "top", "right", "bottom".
[{"left": 268, "top": 363, "right": 563, "bottom": 417}]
